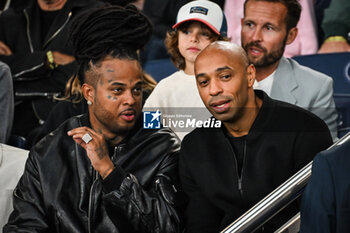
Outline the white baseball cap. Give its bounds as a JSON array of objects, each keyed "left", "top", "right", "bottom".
[{"left": 173, "top": 0, "right": 227, "bottom": 36}]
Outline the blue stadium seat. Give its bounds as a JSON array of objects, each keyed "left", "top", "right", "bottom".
[
  {"left": 143, "top": 58, "right": 177, "bottom": 82},
  {"left": 293, "top": 52, "right": 350, "bottom": 138}
]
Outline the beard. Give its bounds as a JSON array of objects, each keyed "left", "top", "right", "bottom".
[{"left": 242, "top": 38, "right": 287, "bottom": 68}]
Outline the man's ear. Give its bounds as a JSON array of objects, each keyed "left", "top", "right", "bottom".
[
  {"left": 82, "top": 83, "right": 95, "bottom": 105},
  {"left": 247, "top": 64, "right": 256, "bottom": 87},
  {"left": 286, "top": 27, "right": 298, "bottom": 45}
]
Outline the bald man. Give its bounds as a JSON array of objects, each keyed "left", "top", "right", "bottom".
[{"left": 179, "top": 41, "right": 333, "bottom": 233}]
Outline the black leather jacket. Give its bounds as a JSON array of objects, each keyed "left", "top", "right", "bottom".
[{"left": 4, "top": 114, "right": 184, "bottom": 233}]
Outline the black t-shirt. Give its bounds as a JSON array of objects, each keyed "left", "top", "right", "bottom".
[
  {"left": 226, "top": 132, "right": 247, "bottom": 178},
  {"left": 40, "top": 9, "right": 60, "bottom": 43}
]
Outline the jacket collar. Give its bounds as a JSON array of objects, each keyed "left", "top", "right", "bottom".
[
  {"left": 270, "top": 57, "right": 298, "bottom": 104},
  {"left": 219, "top": 90, "right": 275, "bottom": 140}
]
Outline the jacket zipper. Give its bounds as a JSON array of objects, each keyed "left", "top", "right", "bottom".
[
  {"left": 228, "top": 139, "right": 247, "bottom": 197},
  {"left": 23, "top": 9, "right": 34, "bottom": 53},
  {"left": 15, "top": 11, "right": 72, "bottom": 78},
  {"left": 240, "top": 140, "right": 247, "bottom": 197},
  {"left": 13, "top": 63, "right": 45, "bottom": 78},
  {"left": 43, "top": 12, "right": 72, "bottom": 49},
  {"left": 14, "top": 9, "right": 44, "bottom": 78},
  {"left": 15, "top": 91, "right": 61, "bottom": 97},
  {"left": 88, "top": 170, "right": 98, "bottom": 233},
  {"left": 88, "top": 145, "right": 121, "bottom": 232}
]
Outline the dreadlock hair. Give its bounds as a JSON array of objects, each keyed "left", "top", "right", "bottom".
[{"left": 66, "top": 4, "right": 152, "bottom": 100}]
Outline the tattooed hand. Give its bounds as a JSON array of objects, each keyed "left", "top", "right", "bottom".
[{"left": 67, "top": 127, "right": 114, "bottom": 179}]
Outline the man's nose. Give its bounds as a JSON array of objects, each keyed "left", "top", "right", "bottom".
[
  {"left": 209, "top": 80, "right": 223, "bottom": 96},
  {"left": 122, "top": 90, "right": 136, "bottom": 105},
  {"left": 251, "top": 28, "right": 263, "bottom": 42}
]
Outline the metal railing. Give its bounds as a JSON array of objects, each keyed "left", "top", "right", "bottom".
[
  {"left": 221, "top": 132, "right": 350, "bottom": 233},
  {"left": 275, "top": 213, "right": 300, "bottom": 233}
]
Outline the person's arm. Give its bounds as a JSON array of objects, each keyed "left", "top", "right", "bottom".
[
  {"left": 68, "top": 127, "right": 184, "bottom": 233},
  {"left": 293, "top": 114, "right": 333, "bottom": 172},
  {"left": 3, "top": 150, "right": 50, "bottom": 232},
  {"left": 318, "top": 0, "right": 350, "bottom": 53},
  {"left": 309, "top": 77, "right": 338, "bottom": 141},
  {"left": 299, "top": 154, "right": 335, "bottom": 233},
  {"left": 102, "top": 153, "right": 183, "bottom": 233},
  {"left": 0, "top": 62, "right": 13, "bottom": 143},
  {"left": 0, "top": 8, "right": 76, "bottom": 81}
]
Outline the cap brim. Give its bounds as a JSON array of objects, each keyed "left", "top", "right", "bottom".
[{"left": 172, "top": 18, "right": 220, "bottom": 35}]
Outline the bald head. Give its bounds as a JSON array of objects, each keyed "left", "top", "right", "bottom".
[
  {"left": 194, "top": 41, "right": 257, "bottom": 125},
  {"left": 196, "top": 41, "right": 250, "bottom": 69}
]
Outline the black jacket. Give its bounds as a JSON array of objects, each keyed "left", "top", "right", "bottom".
[
  {"left": 179, "top": 91, "right": 333, "bottom": 233},
  {"left": 0, "top": 0, "right": 103, "bottom": 95},
  {"left": 4, "top": 114, "right": 184, "bottom": 233}
]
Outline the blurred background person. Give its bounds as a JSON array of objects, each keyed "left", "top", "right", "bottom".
[
  {"left": 224, "top": 0, "right": 318, "bottom": 57},
  {"left": 318, "top": 0, "right": 350, "bottom": 53},
  {"left": 0, "top": 61, "right": 13, "bottom": 144},
  {"left": 0, "top": 0, "right": 103, "bottom": 145}
]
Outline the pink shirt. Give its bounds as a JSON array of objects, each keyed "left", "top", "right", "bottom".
[{"left": 224, "top": 0, "right": 318, "bottom": 57}]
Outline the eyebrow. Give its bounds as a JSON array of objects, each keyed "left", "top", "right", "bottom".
[
  {"left": 196, "top": 66, "right": 232, "bottom": 79},
  {"left": 110, "top": 82, "right": 126, "bottom": 86},
  {"left": 216, "top": 66, "right": 232, "bottom": 72},
  {"left": 109, "top": 81, "right": 143, "bottom": 86}
]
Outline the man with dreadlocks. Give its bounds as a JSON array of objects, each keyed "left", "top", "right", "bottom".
[{"left": 3, "top": 5, "right": 184, "bottom": 233}]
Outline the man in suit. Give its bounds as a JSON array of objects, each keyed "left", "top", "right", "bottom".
[
  {"left": 241, "top": 0, "right": 338, "bottom": 140},
  {"left": 300, "top": 134, "right": 350, "bottom": 233},
  {"left": 179, "top": 41, "right": 332, "bottom": 232}
]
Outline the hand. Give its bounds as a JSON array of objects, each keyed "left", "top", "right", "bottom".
[
  {"left": 132, "top": 0, "right": 145, "bottom": 10},
  {"left": 67, "top": 127, "right": 114, "bottom": 179},
  {"left": 0, "top": 41, "right": 12, "bottom": 55},
  {"left": 318, "top": 41, "right": 350, "bottom": 54},
  {"left": 52, "top": 51, "right": 75, "bottom": 65}
]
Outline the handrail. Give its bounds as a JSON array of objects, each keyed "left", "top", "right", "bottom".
[
  {"left": 221, "top": 132, "right": 350, "bottom": 233},
  {"left": 275, "top": 213, "right": 300, "bottom": 233}
]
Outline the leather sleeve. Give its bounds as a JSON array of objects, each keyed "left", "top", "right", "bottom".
[
  {"left": 3, "top": 150, "right": 49, "bottom": 233},
  {"left": 102, "top": 151, "right": 185, "bottom": 233}
]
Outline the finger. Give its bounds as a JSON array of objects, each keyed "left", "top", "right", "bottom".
[
  {"left": 68, "top": 127, "right": 100, "bottom": 138},
  {"left": 67, "top": 126, "right": 90, "bottom": 136},
  {"left": 71, "top": 137, "right": 87, "bottom": 150}
]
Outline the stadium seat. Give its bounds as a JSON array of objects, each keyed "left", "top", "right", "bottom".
[
  {"left": 293, "top": 52, "right": 350, "bottom": 138},
  {"left": 143, "top": 58, "right": 177, "bottom": 82}
]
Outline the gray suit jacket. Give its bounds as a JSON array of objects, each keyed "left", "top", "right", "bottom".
[
  {"left": 270, "top": 57, "right": 338, "bottom": 140},
  {"left": 0, "top": 62, "right": 13, "bottom": 143}
]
